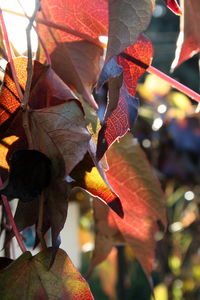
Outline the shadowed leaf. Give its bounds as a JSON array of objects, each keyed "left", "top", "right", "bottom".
[
  {"left": 0, "top": 248, "right": 94, "bottom": 300},
  {"left": 106, "top": 0, "right": 154, "bottom": 62}
]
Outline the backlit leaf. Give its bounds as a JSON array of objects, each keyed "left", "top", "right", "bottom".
[
  {"left": 97, "top": 35, "right": 153, "bottom": 160},
  {"left": 93, "top": 133, "right": 166, "bottom": 276},
  {"left": 0, "top": 248, "right": 94, "bottom": 300},
  {"left": 71, "top": 140, "right": 123, "bottom": 217},
  {"left": 37, "top": 0, "right": 107, "bottom": 109},
  {"left": 163, "top": 0, "right": 182, "bottom": 15},
  {"left": 171, "top": 0, "right": 200, "bottom": 68}
]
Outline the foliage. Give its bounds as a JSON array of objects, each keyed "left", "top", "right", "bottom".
[{"left": 0, "top": 0, "right": 200, "bottom": 299}]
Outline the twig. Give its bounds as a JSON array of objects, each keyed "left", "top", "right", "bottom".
[
  {"left": 0, "top": 8, "right": 23, "bottom": 101},
  {"left": 22, "top": 0, "right": 40, "bottom": 109},
  {"left": 37, "top": 193, "right": 47, "bottom": 250},
  {"left": 22, "top": 0, "right": 40, "bottom": 150},
  {"left": 0, "top": 177, "right": 26, "bottom": 253},
  {"left": 120, "top": 53, "right": 200, "bottom": 104},
  {"left": 2, "top": 8, "right": 104, "bottom": 49},
  {"left": 17, "top": 0, "right": 51, "bottom": 65}
]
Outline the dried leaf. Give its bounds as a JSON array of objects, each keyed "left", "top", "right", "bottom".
[
  {"left": 172, "top": 0, "right": 200, "bottom": 69},
  {"left": 0, "top": 248, "right": 94, "bottom": 300},
  {"left": 106, "top": 0, "right": 154, "bottom": 62}
]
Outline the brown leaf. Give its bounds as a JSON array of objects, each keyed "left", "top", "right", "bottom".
[
  {"left": 172, "top": 0, "right": 200, "bottom": 69},
  {"left": 30, "top": 100, "right": 91, "bottom": 176},
  {"left": 105, "top": 0, "right": 154, "bottom": 62},
  {"left": 50, "top": 41, "right": 103, "bottom": 110},
  {"left": 0, "top": 248, "right": 94, "bottom": 300}
]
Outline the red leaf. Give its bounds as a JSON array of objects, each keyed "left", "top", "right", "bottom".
[
  {"left": 91, "top": 134, "right": 167, "bottom": 276},
  {"left": 171, "top": 0, "right": 200, "bottom": 68},
  {"left": 0, "top": 57, "right": 27, "bottom": 131},
  {"left": 104, "top": 133, "right": 166, "bottom": 276},
  {"left": 118, "top": 35, "right": 153, "bottom": 96},
  {"left": 37, "top": 0, "right": 107, "bottom": 109},
  {"left": 163, "top": 0, "right": 182, "bottom": 15},
  {"left": 96, "top": 35, "right": 153, "bottom": 160}
]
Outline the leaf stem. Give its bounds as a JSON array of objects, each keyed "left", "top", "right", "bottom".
[
  {"left": 0, "top": 8, "right": 23, "bottom": 101},
  {"left": 120, "top": 53, "right": 200, "bottom": 104},
  {"left": 22, "top": 0, "right": 40, "bottom": 109},
  {"left": 0, "top": 177, "right": 26, "bottom": 253},
  {"left": 16, "top": 0, "right": 51, "bottom": 65},
  {"left": 148, "top": 65, "right": 200, "bottom": 103}
]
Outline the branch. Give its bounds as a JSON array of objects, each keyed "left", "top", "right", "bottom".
[
  {"left": 17, "top": 0, "right": 51, "bottom": 65},
  {"left": 0, "top": 177, "right": 26, "bottom": 253},
  {"left": 0, "top": 9, "right": 23, "bottom": 101}
]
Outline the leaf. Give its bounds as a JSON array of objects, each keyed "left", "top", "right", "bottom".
[
  {"left": 106, "top": 0, "right": 154, "bottom": 62},
  {"left": 0, "top": 248, "right": 94, "bottom": 300},
  {"left": 30, "top": 101, "right": 91, "bottom": 176},
  {"left": 50, "top": 41, "right": 103, "bottom": 109},
  {"left": 93, "top": 133, "right": 167, "bottom": 276},
  {"left": 163, "top": 0, "right": 182, "bottom": 15},
  {"left": 171, "top": 0, "right": 200, "bottom": 69},
  {"left": 0, "top": 57, "right": 26, "bottom": 133},
  {"left": 90, "top": 198, "right": 124, "bottom": 271},
  {"left": 71, "top": 140, "right": 123, "bottom": 217},
  {"left": 37, "top": 0, "right": 107, "bottom": 109},
  {"left": 97, "top": 35, "right": 153, "bottom": 160}
]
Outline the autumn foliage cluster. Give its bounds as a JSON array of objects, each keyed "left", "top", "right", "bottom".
[{"left": 0, "top": 0, "right": 199, "bottom": 299}]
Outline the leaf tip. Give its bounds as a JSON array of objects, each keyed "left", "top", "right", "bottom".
[{"left": 108, "top": 198, "right": 124, "bottom": 218}]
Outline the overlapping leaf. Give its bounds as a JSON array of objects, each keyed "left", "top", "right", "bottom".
[
  {"left": 96, "top": 35, "right": 153, "bottom": 160},
  {"left": 37, "top": 0, "right": 107, "bottom": 109},
  {"left": 106, "top": 0, "right": 154, "bottom": 62},
  {"left": 92, "top": 133, "right": 167, "bottom": 276},
  {"left": 163, "top": 0, "right": 182, "bottom": 15},
  {"left": 171, "top": 0, "right": 200, "bottom": 69},
  {"left": 71, "top": 140, "right": 123, "bottom": 217},
  {"left": 0, "top": 248, "right": 94, "bottom": 300}
]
